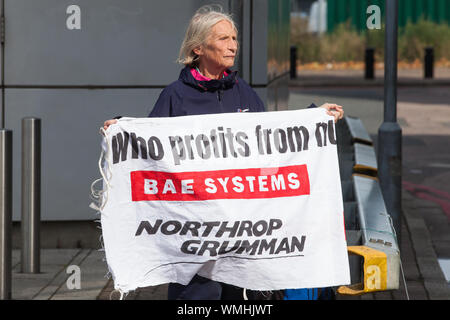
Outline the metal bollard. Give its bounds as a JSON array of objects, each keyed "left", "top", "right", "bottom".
[
  {"left": 0, "top": 129, "right": 12, "bottom": 299},
  {"left": 424, "top": 47, "right": 434, "bottom": 79},
  {"left": 365, "top": 48, "right": 375, "bottom": 79},
  {"left": 21, "top": 118, "right": 41, "bottom": 274},
  {"left": 290, "top": 46, "right": 297, "bottom": 79},
  {"left": 378, "top": 0, "right": 402, "bottom": 244}
]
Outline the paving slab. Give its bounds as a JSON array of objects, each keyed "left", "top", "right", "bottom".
[
  {"left": 12, "top": 249, "right": 81, "bottom": 300},
  {"left": 49, "top": 249, "right": 108, "bottom": 300}
]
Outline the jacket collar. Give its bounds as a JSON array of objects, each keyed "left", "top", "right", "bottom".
[{"left": 179, "top": 66, "right": 237, "bottom": 92}]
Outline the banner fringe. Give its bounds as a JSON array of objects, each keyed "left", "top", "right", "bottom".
[{"left": 90, "top": 126, "right": 115, "bottom": 295}]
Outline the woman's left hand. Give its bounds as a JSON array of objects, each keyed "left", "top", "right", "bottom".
[{"left": 319, "top": 103, "right": 344, "bottom": 123}]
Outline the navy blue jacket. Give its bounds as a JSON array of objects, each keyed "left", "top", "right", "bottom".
[{"left": 149, "top": 67, "right": 265, "bottom": 117}]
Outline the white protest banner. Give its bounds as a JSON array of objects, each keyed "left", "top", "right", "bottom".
[{"left": 96, "top": 108, "right": 350, "bottom": 293}]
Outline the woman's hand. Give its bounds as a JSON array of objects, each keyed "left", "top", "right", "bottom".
[
  {"left": 319, "top": 103, "right": 344, "bottom": 123},
  {"left": 103, "top": 119, "right": 118, "bottom": 130}
]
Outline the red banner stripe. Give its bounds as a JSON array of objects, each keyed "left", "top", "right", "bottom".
[{"left": 130, "top": 165, "right": 310, "bottom": 202}]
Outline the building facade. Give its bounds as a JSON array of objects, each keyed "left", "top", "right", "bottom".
[{"left": 1, "top": 0, "right": 290, "bottom": 221}]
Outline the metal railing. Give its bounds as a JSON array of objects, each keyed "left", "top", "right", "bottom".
[{"left": 336, "top": 116, "right": 400, "bottom": 296}]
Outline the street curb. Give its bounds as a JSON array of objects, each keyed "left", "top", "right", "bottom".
[{"left": 289, "top": 78, "right": 450, "bottom": 88}]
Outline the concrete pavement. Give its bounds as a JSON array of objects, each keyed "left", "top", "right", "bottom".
[{"left": 11, "top": 249, "right": 109, "bottom": 300}]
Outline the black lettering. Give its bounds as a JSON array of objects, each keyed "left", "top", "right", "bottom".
[
  {"left": 258, "top": 238, "right": 277, "bottom": 254},
  {"left": 218, "top": 240, "right": 241, "bottom": 255},
  {"left": 235, "top": 132, "right": 250, "bottom": 157},
  {"left": 290, "top": 235, "right": 306, "bottom": 253},
  {"left": 112, "top": 132, "right": 129, "bottom": 164},
  {"left": 180, "top": 221, "right": 201, "bottom": 236},
  {"left": 287, "top": 126, "right": 309, "bottom": 152},
  {"left": 252, "top": 220, "right": 268, "bottom": 237},
  {"left": 195, "top": 134, "right": 211, "bottom": 159},
  {"left": 216, "top": 221, "right": 240, "bottom": 238},
  {"left": 315, "top": 122, "right": 328, "bottom": 147},
  {"left": 255, "top": 125, "right": 264, "bottom": 155},
  {"left": 181, "top": 240, "right": 200, "bottom": 254},
  {"left": 274, "top": 237, "right": 290, "bottom": 254},
  {"left": 273, "top": 128, "right": 288, "bottom": 153},
  {"left": 267, "top": 219, "right": 283, "bottom": 235},
  {"left": 225, "top": 128, "right": 237, "bottom": 157},
  {"left": 198, "top": 241, "right": 220, "bottom": 256},
  {"left": 148, "top": 136, "right": 164, "bottom": 160},
  {"left": 169, "top": 136, "right": 185, "bottom": 165},
  {"left": 210, "top": 129, "right": 220, "bottom": 158},
  {"left": 201, "top": 221, "right": 221, "bottom": 237},
  {"left": 217, "top": 127, "right": 227, "bottom": 158},
  {"left": 236, "top": 240, "right": 260, "bottom": 255},
  {"left": 131, "top": 133, "right": 147, "bottom": 159},
  {"left": 184, "top": 134, "right": 195, "bottom": 160},
  {"left": 135, "top": 219, "right": 162, "bottom": 236},
  {"left": 327, "top": 120, "right": 337, "bottom": 145},
  {"left": 236, "top": 220, "right": 253, "bottom": 237},
  {"left": 263, "top": 129, "right": 272, "bottom": 154},
  {"left": 160, "top": 220, "right": 182, "bottom": 235}
]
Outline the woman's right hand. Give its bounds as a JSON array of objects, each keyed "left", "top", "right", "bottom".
[{"left": 103, "top": 119, "right": 118, "bottom": 130}]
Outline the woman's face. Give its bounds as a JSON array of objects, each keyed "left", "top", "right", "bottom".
[{"left": 195, "top": 20, "right": 238, "bottom": 71}]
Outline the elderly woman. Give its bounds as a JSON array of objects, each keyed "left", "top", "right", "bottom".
[
  {"left": 103, "top": 6, "right": 344, "bottom": 300},
  {"left": 103, "top": 6, "right": 343, "bottom": 128}
]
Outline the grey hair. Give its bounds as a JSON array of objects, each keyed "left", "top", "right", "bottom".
[{"left": 177, "top": 5, "right": 238, "bottom": 67}]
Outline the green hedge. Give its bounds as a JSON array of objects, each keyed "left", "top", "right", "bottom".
[{"left": 291, "top": 16, "right": 450, "bottom": 64}]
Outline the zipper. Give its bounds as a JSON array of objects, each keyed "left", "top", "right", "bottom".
[{"left": 217, "top": 89, "right": 223, "bottom": 112}]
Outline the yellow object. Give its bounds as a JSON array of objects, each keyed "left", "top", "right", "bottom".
[{"left": 338, "top": 246, "right": 387, "bottom": 295}]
